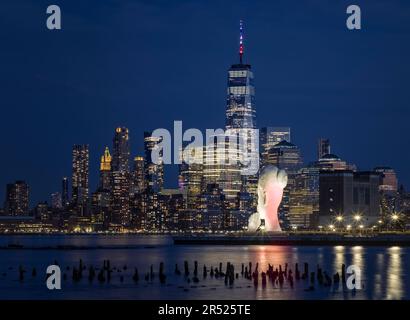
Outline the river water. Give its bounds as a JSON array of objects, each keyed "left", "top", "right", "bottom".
[{"left": 0, "top": 235, "right": 408, "bottom": 300}]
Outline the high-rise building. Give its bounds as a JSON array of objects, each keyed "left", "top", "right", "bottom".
[
  {"left": 4, "top": 180, "right": 29, "bottom": 216},
  {"left": 374, "top": 167, "right": 399, "bottom": 224},
  {"left": 203, "top": 21, "right": 259, "bottom": 207},
  {"left": 111, "top": 127, "right": 131, "bottom": 226},
  {"left": 319, "top": 171, "right": 380, "bottom": 228},
  {"left": 131, "top": 156, "right": 146, "bottom": 195},
  {"left": 159, "top": 188, "right": 185, "bottom": 231},
  {"left": 129, "top": 156, "right": 146, "bottom": 229},
  {"left": 140, "top": 189, "right": 164, "bottom": 231},
  {"left": 62, "top": 177, "right": 69, "bottom": 207},
  {"left": 71, "top": 145, "right": 89, "bottom": 206},
  {"left": 34, "top": 202, "right": 50, "bottom": 221},
  {"left": 314, "top": 153, "right": 356, "bottom": 171},
  {"left": 198, "top": 183, "right": 227, "bottom": 231},
  {"left": 99, "top": 146, "right": 112, "bottom": 190},
  {"left": 225, "top": 22, "right": 256, "bottom": 131},
  {"left": 260, "top": 127, "right": 291, "bottom": 159},
  {"left": 288, "top": 166, "right": 320, "bottom": 229},
  {"left": 111, "top": 171, "right": 130, "bottom": 226},
  {"left": 202, "top": 133, "right": 242, "bottom": 204},
  {"left": 226, "top": 186, "right": 253, "bottom": 231},
  {"left": 374, "top": 167, "right": 398, "bottom": 193},
  {"left": 91, "top": 189, "right": 111, "bottom": 230},
  {"left": 51, "top": 192, "right": 62, "bottom": 209},
  {"left": 179, "top": 146, "right": 203, "bottom": 209},
  {"left": 112, "top": 127, "right": 130, "bottom": 172},
  {"left": 318, "top": 138, "right": 331, "bottom": 160},
  {"left": 144, "top": 131, "right": 164, "bottom": 193},
  {"left": 264, "top": 140, "right": 303, "bottom": 172}
]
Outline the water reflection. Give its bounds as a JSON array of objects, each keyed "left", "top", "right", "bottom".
[
  {"left": 0, "top": 235, "right": 409, "bottom": 299},
  {"left": 351, "top": 246, "right": 364, "bottom": 270},
  {"left": 373, "top": 253, "right": 385, "bottom": 299},
  {"left": 333, "top": 246, "right": 345, "bottom": 274},
  {"left": 386, "top": 246, "right": 403, "bottom": 300}
]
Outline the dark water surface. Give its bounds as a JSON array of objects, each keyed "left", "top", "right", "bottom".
[{"left": 0, "top": 235, "right": 408, "bottom": 300}]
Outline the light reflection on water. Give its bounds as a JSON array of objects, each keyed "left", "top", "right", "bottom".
[
  {"left": 0, "top": 235, "right": 408, "bottom": 300},
  {"left": 386, "top": 247, "right": 403, "bottom": 300}
]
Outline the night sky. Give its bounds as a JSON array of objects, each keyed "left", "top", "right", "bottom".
[{"left": 1, "top": 0, "right": 409, "bottom": 206}]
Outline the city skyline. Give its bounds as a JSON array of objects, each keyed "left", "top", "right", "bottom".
[
  {"left": 0, "top": 27, "right": 403, "bottom": 233},
  {"left": 1, "top": 1, "right": 410, "bottom": 206},
  {"left": 2, "top": 1, "right": 410, "bottom": 306}
]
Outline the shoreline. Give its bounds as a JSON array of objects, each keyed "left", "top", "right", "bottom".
[
  {"left": 173, "top": 233, "right": 410, "bottom": 246},
  {"left": 1, "top": 233, "right": 410, "bottom": 248}
]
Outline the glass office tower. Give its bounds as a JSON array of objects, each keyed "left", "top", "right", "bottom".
[{"left": 224, "top": 21, "right": 258, "bottom": 206}]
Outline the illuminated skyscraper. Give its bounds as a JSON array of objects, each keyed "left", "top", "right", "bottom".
[
  {"left": 92, "top": 148, "right": 112, "bottom": 230},
  {"left": 265, "top": 140, "right": 303, "bottom": 172},
  {"left": 198, "top": 183, "right": 226, "bottom": 231},
  {"left": 144, "top": 131, "right": 164, "bottom": 193},
  {"left": 179, "top": 146, "right": 203, "bottom": 209},
  {"left": 112, "top": 127, "right": 130, "bottom": 172},
  {"left": 99, "top": 147, "right": 112, "bottom": 190},
  {"left": 202, "top": 133, "right": 242, "bottom": 204},
  {"left": 288, "top": 166, "right": 320, "bottom": 229},
  {"left": 111, "top": 127, "right": 131, "bottom": 226},
  {"left": 131, "top": 156, "right": 146, "bottom": 194},
  {"left": 225, "top": 21, "right": 256, "bottom": 131},
  {"left": 260, "top": 127, "right": 291, "bottom": 161},
  {"left": 71, "top": 144, "right": 89, "bottom": 206},
  {"left": 203, "top": 21, "right": 259, "bottom": 206},
  {"left": 111, "top": 171, "right": 130, "bottom": 226},
  {"left": 4, "top": 180, "right": 29, "bottom": 216}
]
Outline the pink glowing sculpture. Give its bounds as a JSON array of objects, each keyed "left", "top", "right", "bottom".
[{"left": 248, "top": 165, "right": 288, "bottom": 232}]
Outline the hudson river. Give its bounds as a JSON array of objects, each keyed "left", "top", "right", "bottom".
[{"left": 0, "top": 235, "right": 408, "bottom": 300}]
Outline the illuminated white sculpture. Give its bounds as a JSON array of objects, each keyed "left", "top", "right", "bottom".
[{"left": 248, "top": 165, "right": 288, "bottom": 232}]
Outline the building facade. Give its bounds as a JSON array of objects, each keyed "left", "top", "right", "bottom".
[
  {"left": 111, "top": 127, "right": 131, "bottom": 226},
  {"left": 144, "top": 131, "right": 164, "bottom": 193},
  {"left": 62, "top": 177, "right": 69, "bottom": 208},
  {"left": 71, "top": 144, "right": 89, "bottom": 206},
  {"left": 319, "top": 171, "right": 380, "bottom": 228},
  {"left": 99, "top": 146, "right": 112, "bottom": 190},
  {"left": 4, "top": 181, "right": 29, "bottom": 216},
  {"left": 260, "top": 127, "right": 291, "bottom": 160}
]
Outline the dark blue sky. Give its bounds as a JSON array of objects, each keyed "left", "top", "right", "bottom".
[{"left": 1, "top": 0, "right": 410, "bottom": 206}]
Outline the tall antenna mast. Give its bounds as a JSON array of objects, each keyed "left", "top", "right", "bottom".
[{"left": 239, "top": 20, "right": 244, "bottom": 64}]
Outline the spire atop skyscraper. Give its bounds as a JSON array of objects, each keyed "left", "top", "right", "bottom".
[{"left": 239, "top": 20, "right": 244, "bottom": 64}]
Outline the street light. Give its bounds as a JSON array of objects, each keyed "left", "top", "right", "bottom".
[
  {"left": 354, "top": 214, "right": 361, "bottom": 222},
  {"left": 336, "top": 216, "right": 343, "bottom": 222},
  {"left": 391, "top": 214, "right": 399, "bottom": 221}
]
